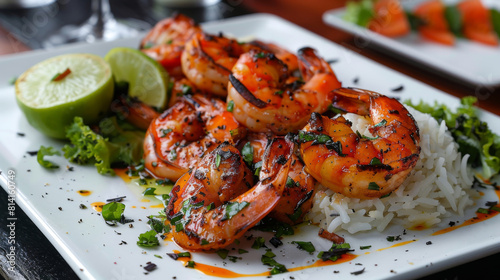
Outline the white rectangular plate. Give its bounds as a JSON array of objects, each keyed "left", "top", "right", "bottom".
[
  {"left": 1, "top": 13, "right": 500, "bottom": 280},
  {"left": 323, "top": 0, "right": 500, "bottom": 87}
]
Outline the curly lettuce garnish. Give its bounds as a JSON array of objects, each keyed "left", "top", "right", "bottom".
[
  {"left": 62, "top": 116, "right": 144, "bottom": 175},
  {"left": 406, "top": 96, "right": 500, "bottom": 179}
]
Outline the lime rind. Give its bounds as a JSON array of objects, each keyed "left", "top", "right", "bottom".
[
  {"left": 105, "top": 47, "right": 169, "bottom": 110},
  {"left": 15, "top": 53, "right": 114, "bottom": 139}
]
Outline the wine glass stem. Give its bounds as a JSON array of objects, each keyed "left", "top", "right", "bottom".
[{"left": 91, "top": 0, "right": 113, "bottom": 39}]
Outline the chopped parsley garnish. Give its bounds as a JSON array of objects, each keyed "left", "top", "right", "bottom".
[
  {"left": 216, "top": 249, "right": 229, "bottom": 259},
  {"left": 227, "top": 100, "right": 234, "bottom": 112},
  {"left": 274, "top": 90, "right": 284, "bottom": 96},
  {"left": 296, "top": 131, "right": 346, "bottom": 156},
  {"left": 167, "top": 252, "right": 191, "bottom": 260},
  {"left": 291, "top": 241, "right": 315, "bottom": 253},
  {"left": 201, "top": 239, "right": 209, "bottom": 245},
  {"left": 102, "top": 202, "right": 125, "bottom": 221},
  {"left": 223, "top": 201, "right": 249, "bottom": 221},
  {"left": 160, "top": 128, "right": 172, "bottom": 137},
  {"left": 373, "top": 119, "right": 387, "bottom": 128},
  {"left": 136, "top": 230, "right": 159, "bottom": 247},
  {"left": 37, "top": 146, "right": 61, "bottom": 169},
  {"left": 254, "top": 52, "right": 266, "bottom": 59},
  {"left": 253, "top": 161, "right": 262, "bottom": 176},
  {"left": 215, "top": 153, "right": 222, "bottom": 168},
  {"left": 360, "top": 245, "right": 371, "bottom": 250},
  {"left": 356, "top": 130, "right": 380, "bottom": 140},
  {"left": 170, "top": 149, "right": 177, "bottom": 160},
  {"left": 241, "top": 142, "right": 254, "bottom": 166},
  {"left": 252, "top": 237, "right": 266, "bottom": 249},
  {"left": 261, "top": 249, "right": 287, "bottom": 275},
  {"left": 185, "top": 261, "right": 195, "bottom": 268},
  {"left": 238, "top": 249, "right": 248, "bottom": 254},
  {"left": 253, "top": 217, "right": 294, "bottom": 237},
  {"left": 369, "top": 158, "right": 383, "bottom": 165},
  {"left": 476, "top": 208, "right": 489, "bottom": 214},
  {"left": 143, "top": 187, "right": 156, "bottom": 196},
  {"left": 181, "top": 84, "right": 192, "bottom": 95},
  {"left": 317, "top": 243, "right": 353, "bottom": 262},
  {"left": 368, "top": 182, "right": 380, "bottom": 191}
]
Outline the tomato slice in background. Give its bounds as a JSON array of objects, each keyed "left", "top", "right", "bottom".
[
  {"left": 457, "top": 0, "right": 498, "bottom": 46},
  {"left": 368, "top": 0, "right": 410, "bottom": 37},
  {"left": 414, "top": 0, "right": 455, "bottom": 45}
]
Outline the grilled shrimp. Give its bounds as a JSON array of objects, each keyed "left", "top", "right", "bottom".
[
  {"left": 248, "top": 40, "right": 299, "bottom": 74},
  {"left": 227, "top": 47, "right": 342, "bottom": 135},
  {"left": 166, "top": 138, "right": 293, "bottom": 251},
  {"left": 143, "top": 94, "right": 246, "bottom": 181},
  {"left": 180, "top": 32, "right": 251, "bottom": 96},
  {"left": 241, "top": 133, "right": 316, "bottom": 225},
  {"left": 140, "top": 14, "right": 201, "bottom": 77},
  {"left": 298, "top": 88, "right": 420, "bottom": 199}
]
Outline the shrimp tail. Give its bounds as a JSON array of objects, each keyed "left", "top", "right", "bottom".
[{"left": 168, "top": 138, "right": 293, "bottom": 251}]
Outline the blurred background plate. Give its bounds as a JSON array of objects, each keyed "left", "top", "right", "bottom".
[{"left": 323, "top": 0, "right": 500, "bottom": 87}]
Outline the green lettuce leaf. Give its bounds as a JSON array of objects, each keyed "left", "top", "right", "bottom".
[
  {"left": 343, "top": 0, "right": 374, "bottom": 27},
  {"left": 406, "top": 97, "right": 500, "bottom": 179},
  {"left": 62, "top": 116, "right": 144, "bottom": 175}
]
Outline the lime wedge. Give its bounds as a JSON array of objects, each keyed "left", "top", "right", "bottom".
[
  {"left": 105, "top": 47, "right": 169, "bottom": 110},
  {"left": 15, "top": 53, "right": 114, "bottom": 139}
]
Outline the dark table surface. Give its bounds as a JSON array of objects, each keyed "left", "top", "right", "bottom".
[{"left": 1, "top": 0, "right": 499, "bottom": 279}]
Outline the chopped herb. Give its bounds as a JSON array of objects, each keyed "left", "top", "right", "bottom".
[
  {"left": 170, "top": 149, "right": 177, "bottom": 160},
  {"left": 286, "top": 177, "right": 295, "bottom": 187},
  {"left": 241, "top": 142, "right": 253, "bottom": 166},
  {"left": 143, "top": 187, "right": 156, "bottom": 196},
  {"left": 51, "top": 68, "right": 71, "bottom": 82},
  {"left": 252, "top": 236, "right": 266, "bottom": 249},
  {"left": 355, "top": 130, "right": 380, "bottom": 140},
  {"left": 261, "top": 249, "right": 287, "bottom": 275},
  {"left": 156, "top": 179, "right": 172, "bottom": 186},
  {"left": 373, "top": 119, "right": 387, "bottom": 128},
  {"left": 37, "top": 146, "right": 60, "bottom": 169},
  {"left": 147, "top": 216, "right": 166, "bottom": 233},
  {"left": 228, "top": 256, "right": 239, "bottom": 262},
  {"left": 369, "top": 158, "right": 382, "bottom": 165},
  {"left": 181, "top": 84, "right": 192, "bottom": 95},
  {"left": 274, "top": 90, "right": 284, "bottom": 96},
  {"left": 216, "top": 249, "right": 229, "bottom": 259},
  {"left": 291, "top": 241, "right": 315, "bottom": 253},
  {"left": 201, "top": 239, "right": 209, "bottom": 245},
  {"left": 328, "top": 104, "right": 347, "bottom": 115},
  {"left": 368, "top": 182, "right": 380, "bottom": 191},
  {"left": 380, "top": 192, "right": 392, "bottom": 198},
  {"left": 317, "top": 243, "right": 353, "bottom": 262},
  {"left": 253, "top": 161, "right": 262, "bottom": 176},
  {"left": 215, "top": 153, "right": 222, "bottom": 168},
  {"left": 254, "top": 52, "right": 266, "bottom": 59},
  {"left": 287, "top": 208, "right": 302, "bottom": 222},
  {"left": 490, "top": 206, "right": 500, "bottom": 212},
  {"left": 160, "top": 128, "right": 173, "bottom": 137},
  {"left": 386, "top": 236, "right": 395, "bottom": 242},
  {"left": 136, "top": 230, "right": 159, "bottom": 247},
  {"left": 206, "top": 202, "right": 215, "bottom": 211},
  {"left": 102, "top": 202, "right": 125, "bottom": 221},
  {"left": 166, "top": 39, "right": 173, "bottom": 45},
  {"left": 185, "top": 261, "right": 195, "bottom": 268},
  {"left": 227, "top": 100, "right": 234, "bottom": 112},
  {"left": 253, "top": 217, "right": 294, "bottom": 237},
  {"left": 238, "top": 249, "right": 248, "bottom": 254},
  {"left": 360, "top": 245, "right": 371, "bottom": 250},
  {"left": 476, "top": 208, "right": 489, "bottom": 214},
  {"left": 154, "top": 254, "right": 163, "bottom": 259},
  {"left": 223, "top": 201, "right": 249, "bottom": 221},
  {"left": 229, "top": 129, "right": 239, "bottom": 136}
]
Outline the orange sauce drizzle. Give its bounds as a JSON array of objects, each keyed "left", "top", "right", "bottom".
[
  {"left": 114, "top": 168, "right": 133, "bottom": 183},
  {"left": 376, "top": 240, "right": 416, "bottom": 251},
  {"left": 151, "top": 203, "right": 164, "bottom": 208},
  {"left": 77, "top": 190, "right": 92, "bottom": 196},
  {"left": 173, "top": 251, "right": 356, "bottom": 278},
  {"left": 141, "top": 199, "right": 151, "bottom": 203},
  {"left": 433, "top": 187, "right": 500, "bottom": 236},
  {"left": 90, "top": 202, "right": 105, "bottom": 212}
]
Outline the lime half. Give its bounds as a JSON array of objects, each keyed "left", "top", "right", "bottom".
[
  {"left": 105, "top": 47, "right": 169, "bottom": 110},
  {"left": 15, "top": 53, "right": 114, "bottom": 139}
]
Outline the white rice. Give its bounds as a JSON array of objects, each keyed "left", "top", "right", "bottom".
[{"left": 306, "top": 106, "right": 479, "bottom": 233}]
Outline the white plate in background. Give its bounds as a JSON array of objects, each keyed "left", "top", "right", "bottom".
[
  {"left": 1, "top": 13, "right": 500, "bottom": 280},
  {"left": 323, "top": 0, "right": 500, "bottom": 87}
]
